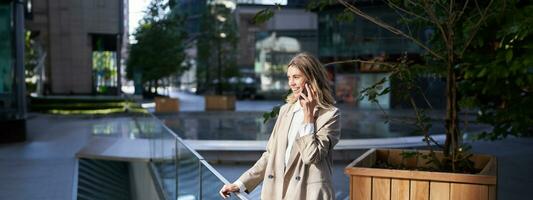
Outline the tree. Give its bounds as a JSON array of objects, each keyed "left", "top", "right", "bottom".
[
  {"left": 339, "top": 0, "right": 532, "bottom": 172},
  {"left": 196, "top": 0, "right": 239, "bottom": 95},
  {"left": 259, "top": 0, "right": 532, "bottom": 172},
  {"left": 126, "top": 0, "right": 188, "bottom": 95},
  {"left": 460, "top": 1, "right": 533, "bottom": 140}
]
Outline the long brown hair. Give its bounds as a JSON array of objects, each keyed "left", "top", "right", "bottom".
[{"left": 285, "top": 52, "right": 335, "bottom": 109}]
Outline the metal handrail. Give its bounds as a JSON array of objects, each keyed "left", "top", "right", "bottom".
[
  {"left": 146, "top": 112, "right": 250, "bottom": 200},
  {"left": 148, "top": 162, "right": 171, "bottom": 200}
]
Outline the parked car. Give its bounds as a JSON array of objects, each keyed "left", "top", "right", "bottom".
[{"left": 228, "top": 76, "right": 258, "bottom": 100}]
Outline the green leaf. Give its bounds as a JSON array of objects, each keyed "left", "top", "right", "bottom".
[
  {"left": 477, "top": 68, "right": 487, "bottom": 78},
  {"left": 336, "top": 8, "right": 355, "bottom": 22},
  {"left": 400, "top": 151, "right": 418, "bottom": 159},
  {"left": 263, "top": 105, "right": 280, "bottom": 124},
  {"left": 379, "top": 87, "right": 391, "bottom": 95},
  {"left": 252, "top": 8, "right": 274, "bottom": 25},
  {"left": 506, "top": 50, "right": 513, "bottom": 63}
]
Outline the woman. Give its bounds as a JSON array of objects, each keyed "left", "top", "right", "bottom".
[{"left": 220, "top": 53, "right": 341, "bottom": 200}]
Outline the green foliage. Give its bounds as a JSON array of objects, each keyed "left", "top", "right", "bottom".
[
  {"left": 460, "top": 2, "right": 533, "bottom": 140},
  {"left": 357, "top": 0, "right": 531, "bottom": 172},
  {"left": 356, "top": 0, "right": 532, "bottom": 172},
  {"left": 305, "top": 0, "right": 336, "bottom": 11},
  {"left": 336, "top": 8, "right": 356, "bottom": 22},
  {"left": 256, "top": 0, "right": 532, "bottom": 173},
  {"left": 24, "top": 31, "right": 39, "bottom": 94},
  {"left": 359, "top": 77, "right": 388, "bottom": 104},
  {"left": 374, "top": 148, "right": 476, "bottom": 173},
  {"left": 29, "top": 97, "right": 146, "bottom": 115},
  {"left": 196, "top": 2, "right": 239, "bottom": 94},
  {"left": 262, "top": 89, "right": 291, "bottom": 123},
  {"left": 93, "top": 51, "right": 118, "bottom": 94},
  {"left": 252, "top": 7, "right": 275, "bottom": 24},
  {"left": 263, "top": 105, "right": 281, "bottom": 124},
  {"left": 126, "top": 0, "right": 188, "bottom": 87}
]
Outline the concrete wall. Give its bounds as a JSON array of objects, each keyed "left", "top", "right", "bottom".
[
  {"left": 129, "top": 162, "right": 161, "bottom": 200},
  {"left": 26, "top": 0, "right": 125, "bottom": 94}
]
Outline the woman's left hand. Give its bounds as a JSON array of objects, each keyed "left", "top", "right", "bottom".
[{"left": 300, "top": 83, "right": 317, "bottom": 123}]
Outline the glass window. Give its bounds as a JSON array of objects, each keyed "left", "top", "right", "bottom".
[
  {"left": 92, "top": 51, "right": 118, "bottom": 93},
  {"left": 0, "top": 2, "right": 17, "bottom": 120},
  {"left": 0, "top": 3, "right": 13, "bottom": 95},
  {"left": 318, "top": 5, "right": 423, "bottom": 58},
  {"left": 91, "top": 34, "right": 118, "bottom": 94}
]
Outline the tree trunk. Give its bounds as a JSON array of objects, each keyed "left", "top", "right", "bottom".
[{"left": 444, "top": 45, "right": 459, "bottom": 172}]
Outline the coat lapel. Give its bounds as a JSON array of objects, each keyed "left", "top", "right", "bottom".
[{"left": 276, "top": 105, "right": 294, "bottom": 175}]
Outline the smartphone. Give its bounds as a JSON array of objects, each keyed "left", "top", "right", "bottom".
[{"left": 299, "top": 83, "right": 309, "bottom": 100}]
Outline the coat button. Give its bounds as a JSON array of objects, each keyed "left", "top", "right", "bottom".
[
  {"left": 268, "top": 175, "right": 274, "bottom": 179},
  {"left": 295, "top": 176, "right": 301, "bottom": 181}
]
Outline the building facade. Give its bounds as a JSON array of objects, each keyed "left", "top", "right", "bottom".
[
  {"left": 175, "top": 0, "right": 443, "bottom": 107},
  {"left": 317, "top": 1, "right": 445, "bottom": 109},
  {"left": 175, "top": 0, "right": 318, "bottom": 97},
  {"left": 25, "top": 0, "right": 128, "bottom": 95},
  {"left": 236, "top": 4, "right": 317, "bottom": 94}
]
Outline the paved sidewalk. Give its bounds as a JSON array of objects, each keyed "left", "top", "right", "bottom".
[{"left": 0, "top": 114, "right": 127, "bottom": 200}]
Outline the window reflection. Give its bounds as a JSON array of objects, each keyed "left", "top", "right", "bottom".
[
  {"left": 91, "top": 118, "right": 162, "bottom": 139},
  {"left": 92, "top": 121, "right": 119, "bottom": 136}
]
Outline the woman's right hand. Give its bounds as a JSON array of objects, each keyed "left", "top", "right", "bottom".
[{"left": 219, "top": 183, "right": 240, "bottom": 199}]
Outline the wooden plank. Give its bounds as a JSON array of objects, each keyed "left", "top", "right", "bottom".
[
  {"left": 470, "top": 154, "right": 490, "bottom": 170},
  {"left": 411, "top": 180, "right": 429, "bottom": 200},
  {"left": 362, "top": 149, "right": 377, "bottom": 167},
  {"left": 479, "top": 156, "right": 498, "bottom": 176},
  {"left": 353, "top": 176, "right": 372, "bottom": 200},
  {"left": 344, "top": 167, "right": 497, "bottom": 185},
  {"left": 430, "top": 181, "right": 449, "bottom": 200},
  {"left": 388, "top": 149, "right": 403, "bottom": 166},
  {"left": 391, "top": 179, "right": 409, "bottom": 200},
  {"left": 450, "top": 183, "right": 489, "bottom": 200},
  {"left": 347, "top": 149, "right": 376, "bottom": 168},
  {"left": 403, "top": 151, "right": 419, "bottom": 168},
  {"left": 372, "top": 177, "right": 391, "bottom": 200},
  {"left": 155, "top": 97, "right": 179, "bottom": 112},
  {"left": 488, "top": 185, "right": 496, "bottom": 200},
  {"left": 350, "top": 176, "right": 354, "bottom": 200},
  {"left": 377, "top": 149, "right": 390, "bottom": 164},
  {"left": 205, "top": 95, "right": 235, "bottom": 110}
]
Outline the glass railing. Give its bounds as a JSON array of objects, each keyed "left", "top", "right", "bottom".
[
  {"left": 156, "top": 110, "right": 490, "bottom": 140},
  {"left": 134, "top": 112, "right": 249, "bottom": 200}
]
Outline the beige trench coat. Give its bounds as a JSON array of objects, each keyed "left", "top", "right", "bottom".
[{"left": 237, "top": 102, "right": 341, "bottom": 200}]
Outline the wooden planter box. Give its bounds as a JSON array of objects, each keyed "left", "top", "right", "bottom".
[
  {"left": 345, "top": 149, "right": 497, "bottom": 200},
  {"left": 205, "top": 95, "right": 236, "bottom": 111},
  {"left": 154, "top": 97, "right": 179, "bottom": 113}
]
